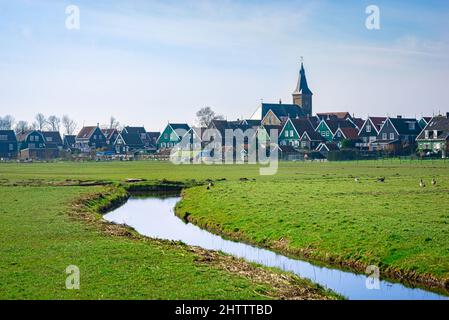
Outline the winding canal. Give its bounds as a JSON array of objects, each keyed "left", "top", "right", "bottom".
[{"left": 104, "top": 196, "right": 448, "bottom": 300}]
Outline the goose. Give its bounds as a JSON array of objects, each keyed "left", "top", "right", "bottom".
[
  {"left": 419, "top": 179, "right": 426, "bottom": 188},
  {"left": 431, "top": 178, "right": 437, "bottom": 186},
  {"left": 377, "top": 177, "right": 385, "bottom": 183},
  {"left": 354, "top": 177, "right": 360, "bottom": 183}
]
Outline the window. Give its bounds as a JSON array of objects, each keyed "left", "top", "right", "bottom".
[
  {"left": 425, "top": 131, "right": 429, "bottom": 139},
  {"left": 337, "top": 132, "right": 341, "bottom": 137},
  {"left": 30, "top": 136, "right": 34, "bottom": 142},
  {"left": 434, "top": 130, "right": 438, "bottom": 138},
  {"left": 366, "top": 124, "right": 371, "bottom": 133},
  {"left": 29, "top": 143, "right": 35, "bottom": 149},
  {"left": 408, "top": 122, "right": 415, "bottom": 130},
  {"left": 35, "top": 136, "right": 39, "bottom": 141},
  {"left": 164, "top": 133, "right": 168, "bottom": 139},
  {"left": 0, "top": 135, "right": 7, "bottom": 141},
  {"left": 93, "top": 135, "right": 97, "bottom": 140},
  {"left": 301, "top": 141, "right": 307, "bottom": 148},
  {"left": 390, "top": 133, "right": 395, "bottom": 140},
  {"left": 285, "top": 131, "right": 288, "bottom": 138},
  {"left": 290, "top": 130, "right": 294, "bottom": 137},
  {"left": 382, "top": 133, "right": 387, "bottom": 140},
  {"left": 47, "top": 137, "right": 53, "bottom": 142},
  {"left": 9, "top": 144, "right": 13, "bottom": 151}
]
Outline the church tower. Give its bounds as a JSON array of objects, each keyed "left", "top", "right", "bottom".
[{"left": 292, "top": 62, "right": 313, "bottom": 116}]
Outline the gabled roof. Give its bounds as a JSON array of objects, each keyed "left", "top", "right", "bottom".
[
  {"left": 41, "top": 131, "right": 63, "bottom": 145},
  {"left": 241, "top": 119, "right": 261, "bottom": 127},
  {"left": 368, "top": 117, "right": 387, "bottom": 133},
  {"left": 0, "top": 130, "right": 17, "bottom": 142},
  {"left": 317, "top": 142, "right": 340, "bottom": 152},
  {"left": 118, "top": 132, "right": 144, "bottom": 147},
  {"left": 289, "top": 118, "right": 323, "bottom": 141},
  {"left": 169, "top": 123, "right": 190, "bottom": 133},
  {"left": 336, "top": 127, "right": 360, "bottom": 140},
  {"left": 317, "top": 112, "right": 352, "bottom": 120},
  {"left": 321, "top": 119, "right": 355, "bottom": 134},
  {"left": 16, "top": 130, "right": 44, "bottom": 142},
  {"left": 123, "top": 126, "right": 146, "bottom": 135},
  {"left": 351, "top": 118, "right": 365, "bottom": 129},
  {"left": 416, "top": 115, "right": 449, "bottom": 141},
  {"left": 102, "top": 129, "right": 118, "bottom": 140},
  {"left": 146, "top": 132, "right": 160, "bottom": 143},
  {"left": 76, "top": 126, "right": 99, "bottom": 140},
  {"left": 388, "top": 117, "right": 421, "bottom": 135},
  {"left": 261, "top": 103, "right": 306, "bottom": 120},
  {"left": 63, "top": 135, "right": 76, "bottom": 146}
]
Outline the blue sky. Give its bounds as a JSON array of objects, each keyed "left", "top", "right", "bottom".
[{"left": 1, "top": 0, "right": 448, "bottom": 131}]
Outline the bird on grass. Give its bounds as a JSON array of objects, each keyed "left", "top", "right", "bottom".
[
  {"left": 354, "top": 177, "right": 360, "bottom": 183},
  {"left": 431, "top": 178, "right": 437, "bottom": 186},
  {"left": 207, "top": 182, "right": 214, "bottom": 190},
  {"left": 377, "top": 177, "right": 385, "bottom": 183},
  {"left": 419, "top": 179, "right": 426, "bottom": 188}
]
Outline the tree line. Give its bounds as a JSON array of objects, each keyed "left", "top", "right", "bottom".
[{"left": 0, "top": 106, "right": 223, "bottom": 135}]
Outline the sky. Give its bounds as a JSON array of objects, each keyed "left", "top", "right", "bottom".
[{"left": 0, "top": 0, "right": 448, "bottom": 132}]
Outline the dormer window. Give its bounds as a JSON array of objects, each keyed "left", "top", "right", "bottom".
[
  {"left": 425, "top": 131, "right": 429, "bottom": 139},
  {"left": 408, "top": 122, "right": 415, "bottom": 130}
]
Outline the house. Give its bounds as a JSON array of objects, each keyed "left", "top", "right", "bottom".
[
  {"left": 63, "top": 135, "right": 76, "bottom": 152},
  {"left": 16, "top": 130, "right": 46, "bottom": 150},
  {"left": 157, "top": 123, "right": 190, "bottom": 150},
  {"left": 371, "top": 116, "right": 421, "bottom": 154},
  {"left": 416, "top": 113, "right": 449, "bottom": 157},
  {"left": 114, "top": 130, "right": 145, "bottom": 154},
  {"left": 418, "top": 117, "right": 433, "bottom": 129},
  {"left": 240, "top": 119, "right": 261, "bottom": 129},
  {"left": 315, "top": 118, "right": 356, "bottom": 141},
  {"left": 357, "top": 117, "right": 387, "bottom": 150},
  {"left": 41, "top": 131, "right": 63, "bottom": 150},
  {"left": 332, "top": 127, "right": 361, "bottom": 148},
  {"left": 0, "top": 130, "right": 18, "bottom": 159},
  {"left": 279, "top": 118, "right": 323, "bottom": 150},
  {"left": 146, "top": 132, "right": 160, "bottom": 152},
  {"left": 75, "top": 125, "right": 107, "bottom": 152},
  {"left": 102, "top": 129, "right": 119, "bottom": 147}
]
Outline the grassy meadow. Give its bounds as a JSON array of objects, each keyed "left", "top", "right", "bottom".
[{"left": 0, "top": 159, "right": 448, "bottom": 297}]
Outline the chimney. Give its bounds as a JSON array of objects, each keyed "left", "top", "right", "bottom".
[
  {"left": 97, "top": 123, "right": 99, "bottom": 127},
  {"left": 279, "top": 99, "right": 282, "bottom": 104},
  {"left": 446, "top": 112, "right": 449, "bottom": 119},
  {"left": 397, "top": 115, "right": 402, "bottom": 119}
]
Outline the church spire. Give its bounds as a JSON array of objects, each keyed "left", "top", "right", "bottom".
[
  {"left": 294, "top": 62, "right": 313, "bottom": 95},
  {"left": 292, "top": 59, "right": 313, "bottom": 116}
]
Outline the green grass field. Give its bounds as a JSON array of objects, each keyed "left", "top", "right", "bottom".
[{"left": 1, "top": 160, "right": 448, "bottom": 297}]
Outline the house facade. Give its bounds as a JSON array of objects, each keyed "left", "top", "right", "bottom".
[
  {"left": 16, "top": 130, "right": 46, "bottom": 150},
  {"left": 0, "top": 130, "right": 18, "bottom": 159},
  {"left": 315, "top": 119, "right": 355, "bottom": 142},
  {"left": 157, "top": 123, "right": 190, "bottom": 149},
  {"left": 41, "top": 131, "right": 63, "bottom": 150},
  {"left": 357, "top": 117, "right": 386, "bottom": 150},
  {"left": 416, "top": 114, "right": 449, "bottom": 157},
  {"left": 75, "top": 126, "right": 107, "bottom": 152},
  {"left": 371, "top": 117, "right": 421, "bottom": 153}
]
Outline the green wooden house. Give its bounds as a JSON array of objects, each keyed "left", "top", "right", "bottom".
[
  {"left": 157, "top": 123, "right": 190, "bottom": 150},
  {"left": 279, "top": 118, "right": 322, "bottom": 149}
]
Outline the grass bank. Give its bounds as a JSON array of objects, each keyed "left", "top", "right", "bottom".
[{"left": 0, "top": 181, "right": 338, "bottom": 299}]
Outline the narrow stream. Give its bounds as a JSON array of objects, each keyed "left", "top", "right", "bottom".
[{"left": 104, "top": 196, "right": 448, "bottom": 300}]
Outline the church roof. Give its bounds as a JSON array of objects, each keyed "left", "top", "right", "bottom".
[
  {"left": 293, "top": 63, "right": 313, "bottom": 95},
  {"left": 261, "top": 103, "right": 306, "bottom": 120}
]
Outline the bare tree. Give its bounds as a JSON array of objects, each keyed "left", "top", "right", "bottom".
[
  {"left": 15, "top": 120, "right": 30, "bottom": 134},
  {"left": 62, "top": 115, "right": 77, "bottom": 135},
  {"left": 195, "top": 107, "right": 224, "bottom": 127},
  {"left": 109, "top": 116, "right": 120, "bottom": 130},
  {"left": 47, "top": 115, "right": 61, "bottom": 132},
  {"left": 0, "top": 115, "right": 14, "bottom": 130},
  {"left": 34, "top": 113, "right": 47, "bottom": 131}
]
